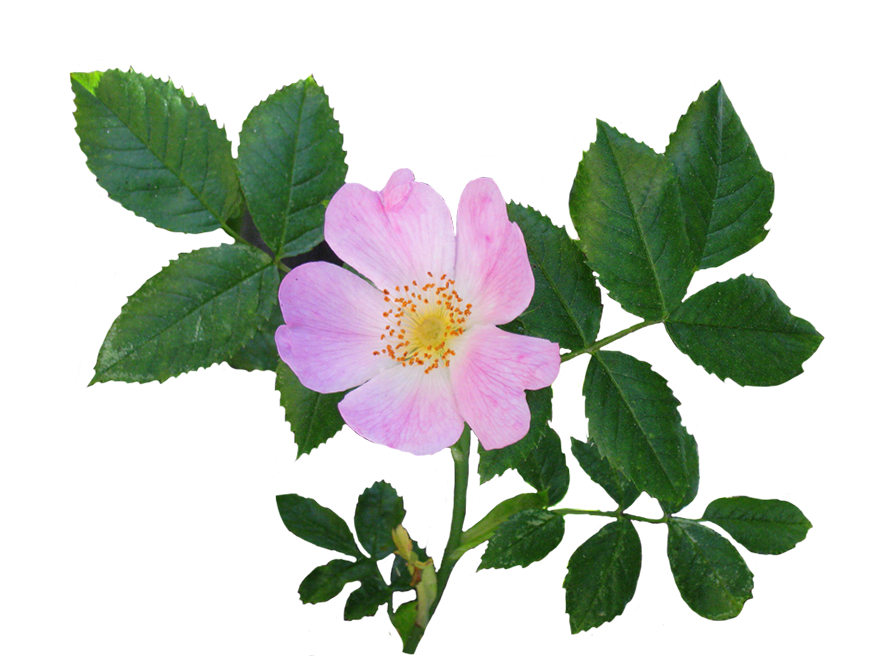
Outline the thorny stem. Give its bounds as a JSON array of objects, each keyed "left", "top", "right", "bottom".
[{"left": 560, "top": 318, "right": 661, "bottom": 362}]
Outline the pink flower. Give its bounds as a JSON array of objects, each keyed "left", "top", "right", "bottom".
[{"left": 275, "top": 170, "right": 560, "bottom": 455}]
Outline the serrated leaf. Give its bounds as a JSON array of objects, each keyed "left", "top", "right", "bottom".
[
  {"left": 702, "top": 497, "right": 812, "bottom": 555},
  {"left": 226, "top": 301, "right": 283, "bottom": 372},
  {"left": 72, "top": 69, "right": 242, "bottom": 233},
  {"left": 658, "top": 431, "right": 699, "bottom": 515},
  {"left": 238, "top": 78, "right": 347, "bottom": 258},
  {"left": 344, "top": 571, "right": 391, "bottom": 620},
  {"left": 569, "top": 120, "right": 693, "bottom": 320},
  {"left": 665, "top": 275, "right": 822, "bottom": 386},
  {"left": 584, "top": 350, "right": 696, "bottom": 504},
  {"left": 570, "top": 438, "right": 640, "bottom": 509},
  {"left": 564, "top": 520, "right": 641, "bottom": 633},
  {"left": 92, "top": 244, "right": 277, "bottom": 384},
  {"left": 298, "top": 558, "right": 376, "bottom": 604},
  {"left": 276, "top": 493, "right": 362, "bottom": 558},
  {"left": 478, "top": 387, "right": 552, "bottom": 483},
  {"left": 354, "top": 481, "right": 406, "bottom": 560},
  {"left": 667, "top": 518, "right": 753, "bottom": 620},
  {"left": 276, "top": 362, "right": 346, "bottom": 458},
  {"left": 507, "top": 203, "right": 603, "bottom": 351},
  {"left": 478, "top": 509, "right": 565, "bottom": 570},
  {"left": 666, "top": 81, "right": 774, "bottom": 268},
  {"left": 514, "top": 426, "right": 570, "bottom": 506}
]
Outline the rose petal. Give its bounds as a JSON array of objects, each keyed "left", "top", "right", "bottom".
[
  {"left": 275, "top": 261, "right": 394, "bottom": 393},
  {"left": 338, "top": 365, "right": 465, "bottom": 455},
  {"left": 454, "top": 178, "right": 535, "bottom": 326},
  {"left": 449, "top": 324, "right": 560, "bottom": 449},
  {"left": 325, "top": 169, "right": 456, "bottom": 291}
]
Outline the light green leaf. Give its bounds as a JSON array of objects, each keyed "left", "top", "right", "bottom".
[
  {"left": 344, "top": 571, "right": 391, "bottom": 620},
  {"left": 276, "top": 362, "right": 346, "bottom": 458},
  {"left": 702, "top": 496, "right": 812, "bottom": 555},
  {"left": 584, "top": 350, "right": 696, "bottom": 504},
  {"left": 564, "top": 520, "right": 641, "bottom": 633},
  {"left": 666, "top": 81, "right": 774, "bottom": 268},
  {"left": 72, "top": 69, "right": 242, "bottom": 233},
  {"left": 276, "top": 493, "right": 362, "bottom": 558},
  {"left": 390, "top": 601, "right": 418, "bottom": 646},
  {"left": 354, "top": 481, "right": 406, "bottom": 560},
  {"left": 667, "top": 518, "right": 754, "bottom": 620},
  {"left": 569, "top": 120, "right": 693, "bottom": 320},
  {"left": 238, "top": 78, "right": 347, "bottom": 258},
  {"left": 298, "top": 558, "right": 377, "bottom": 604},
  {"left": 478, "top": 387, "right": 552, "bottom": 483},
  {"left": 92, "top": 244, "right": 277, "bottom": 384},
  {"left": 478, "top": 509, "right": 565, "bottom": 570},
  {"left": 507, "top": 203, "right": 603, "bottom": 351},
  {"left": 665, "top": 275, "right": 823, "bottom": 386},
  {"left": 570, "top": 438, "right": 640, "bottom": 509}
]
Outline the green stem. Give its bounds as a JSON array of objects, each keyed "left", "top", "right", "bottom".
[
  {"left": 553, "top": 508, "right": 669, "bottom": 524},
  {"left": 561, "top": 319, "right": 661, "bottom": 363},
  {"left": 402, "top": 425, "right": 471, "bottom": 654},
  {"left": 221, "top": 222, "right": 291, "bottom": 274}
]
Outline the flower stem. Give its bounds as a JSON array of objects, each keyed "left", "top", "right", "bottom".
[
  {"left": 402, "top": 424, "right": 471, "bottom": 654},
  {"left": 561, "top": 319, "right": 661, "bottom": 363}
]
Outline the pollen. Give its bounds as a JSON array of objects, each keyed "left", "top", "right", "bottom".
[{"left": 373, "top": 270, "right": 469, "bottom": 373}]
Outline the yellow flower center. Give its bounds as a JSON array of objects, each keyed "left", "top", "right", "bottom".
[{"left": 373, "top": 272, "right": 472, "bottom": 374}]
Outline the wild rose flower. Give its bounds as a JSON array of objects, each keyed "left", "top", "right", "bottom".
[{"left": 275, "top": 170, "right": 560, "bottom": 455}]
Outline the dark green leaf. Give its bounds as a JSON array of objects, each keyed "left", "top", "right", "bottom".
[
  {"left": 569, "top": 120, "right": 693, "bottom": 320},
  {"left": 514, "top": 426, "right": 570, "bottom": 506},
  {"left": 354, "top": 481, "right": 406, "bottom": 560},
  {"left": 564, "top": 520, "right": 641, "bottom": 633},
  {"left": 71, "top": 70, "right": 242, "bottom": 233},
  {"left": 276, "top": 493, "right": 362, "bottom": 558},
  {"left": 478, "top": 509, "right": 565, "bottom": 570},
  {"left": 667, "top": 518, "right": 754, "bottom": 620},
  {"left": 390, "top": 542, "right": 429, "bottom": 592},
  {"left": 507, "top": 203, "right": 603, "bottom": 350},
  {"left": 91, "top": 244, "right": 278, "bottom": 384},
  {"left": 658, "top": 431, "right": 699, "bottom": 515},
  {"left": 665, "top": 275, "right": 823, "bottom": 386},
  {"left": 584, "top": 350, "right": 696, "bottom": 504},
  {"left": 298, "top": 558, "right": 376, "bottom": 604},
  {"left": 702, "top": 497, "right": 812, "bottom": 555},
  {"left": 570, "top": 438, "right": 640, "bottom": 509},
  {"left": 666, "top": 81, "right": 774, "bottom": 269},
  {"left": 344, "top": 571, "right": 391, "bottom": 620},
  {"left": 238, "top": 78, "right": 347, "bottom": 258},
  {"left": 390, "top": 601, "right": 418, "bottom": 646},
  {"left": 276, "top": 362, "right": 346, "bottom": 458},
  {"left": 478, "top": 387, "right": 552, "bottom": 483},
  {"left": 226, "top": 301, "right": 283, "bottom": 372}
]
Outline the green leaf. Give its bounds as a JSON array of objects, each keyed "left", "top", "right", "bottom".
[
  {"left": 225, "top": 301, "right": 283, "bottom": 372},
  {"left": 238, "top": 77, "right": 347, "bottom": 258},
  {"left": 514, "top": 426, "right": 570, "bottom": 506},
  {"left": 390, "top": 601, "right": 418, "bottom": 646},
  {"left": 71, "top": 69, "right": 242, "bottom": 233},
  {"left": 570, "top": 438, "right": 640, "bottom": 509},
  {"left": 702, "top": 497, "right": 812, "bottom": 555},
  {"left": 569, "top": 120, "right": 693, "bottom": 320},
  {"left": 91, "top": 244, "right": 277, "bottom": 384},
  {"left": 354, "top": 481, "right": 406, "bottom": 560},
  {"left": 298, "top": 558, "right": 376, "bottom": 604},
  {"left": 666, "top": 81, "right": 774, "bottom": 269},
  {"left": 667, "top": 518, "right": 754, "bottom": 620},
  {"left": 344, "top": 571, "right": 391, "bottom": 620},
  {"left": 478, "top": 387, "right": 552, "bottom": 483},
  {"left": 564, "top": 520, "right": 642, "bottom": 633},
  {"left": 478, "top": 509, "right": 565, "bottom": 570},
  {"left": 658, "top": 431, "right": 699, "bottom": 515},
  {"left": 275, "top": 361, "right": 346, "bottom": 458},
  {"left": 507, "top": 203, "right": 603, "bottom": 350},
  {"left": 584, "top": 350, "right": 696, "bottom": 504},
  {"left": 665, "top": 275, "right": 823, "bottom": 386},
  {"left": 276, "top": 493, "right": 362, "bottom": 558}
]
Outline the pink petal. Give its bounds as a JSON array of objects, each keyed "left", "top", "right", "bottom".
[
  {"left": 449, "top": 325, "right": 560, "bottom": 449},
  {"left": 454, "top": 178, "right": 535, "bottom": 326},
  {"left": 275, "top": 262, "right": 394, "bottom": 393},
  {"left": 338, "top": 366, "right": 465, "bottom": 455},
  {"left": 325, "top": 169, "right": 456, "bottom": 291}
]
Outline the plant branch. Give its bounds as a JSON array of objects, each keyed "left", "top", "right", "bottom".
[{"left": 561, "top": 319, "right": 661, "bottom": 362}]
